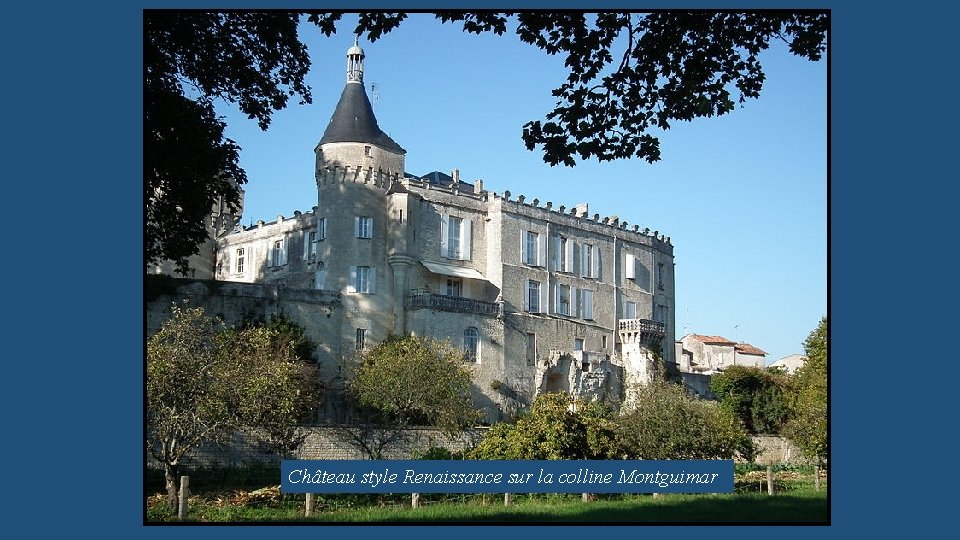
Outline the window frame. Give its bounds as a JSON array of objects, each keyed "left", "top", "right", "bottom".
[
  {"left": 463, "top": 327, "right": 480, "bottom": 363},
  {"left": 356, "top": 216, "right": 373, "bottom": 239}
]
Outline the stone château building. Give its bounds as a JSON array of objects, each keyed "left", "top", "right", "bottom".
[{"left": 149, "top": 42, "right": 676, "bottom": 422}]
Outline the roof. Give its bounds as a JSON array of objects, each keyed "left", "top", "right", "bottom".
[
  {"left": 687, "top": 334, "right": 736, "bottom": 345},
  {"left": 418, "top": 171, "right": 476, "bottom": 193},
  {"left": 318, "top": 82, "right": 405, "bottom": 153},
  {"left": 734, "top": 343, "right": 768, "bottom": 356}
]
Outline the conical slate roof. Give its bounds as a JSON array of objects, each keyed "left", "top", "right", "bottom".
[{"left": 319, "top": 82, "right": 405, "bottom": 154}]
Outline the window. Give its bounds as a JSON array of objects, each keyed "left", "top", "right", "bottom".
[
  {"left": 552, "top": 235, "right": 573, "bottom": 272},
  {"left": 364, "top": 145, "right": 372, "bottom": 157},
  {"left": 303, "top": 230, "right": 317, "bottom": 260},
  {"left": 580, "top": 289, "right": 594, "bottom": 320},
  {"left": 440, "top": 215, "right": 472, "bottom": 260},
  {"left": 355, "top": 216, "right": 373, "bottom": 238},
  {"left": 524, "top": 231, "right": 538, "bottom": 265},
  {"left": 556, "top": 284, "right": 571, "bottom": 315},
  {"left": 580, "top": 243, "right": 599, "bottom": 278},
  {"left": 318, "top": 217, "right": 327, "bottom": 241},
  {"left": 602, "top": 335, "right": 608, "bottom": 349},
  {"left": 235, "top": 247, "right": 245, "bottom": 274},
  {"left": 525, "top": 280, "right": 541, "bottom": 313},
  {"left": 624, "top": 301, "right": 636, "bottom": 319},
  {"left": 655, "top": 304, "right": 668, "bottom": 323},
  {"left": 522, "top": 230, "right": 545, "bottom": 266},
  {"left": 446, "top": 278, "right": 462, "bottom": 297},
  {"left": 559, "top": 237, "right": 571, "bottom": 272},
  {"left": 627, "top": 254, "right": 651, "bottom": 291},
  {"left": 657, "top": 263, "right": 665, "bottom": 290},
  {"left": 526, "top": 333, "right": 537, "bottom": 366},
  {"left": 350, "top": 266, "right": 376, "bottom": 294},
  {"left": 574, "top": 338, "right": 584, "bottom": 351},
  {"left": 314, "top": 268, "right": 325, "bottom": 290},
  {"left": 448, "top": 216, "right": 461, "bottom": 258},
  {"left": 356, "top": 328, "right": 366, "bottom": 351},
  {"left": 271, "top": 238, "right": 287, "bottom": 267},
  {"left": 463, "top": 327, "right": 480, "bottom": 362}
]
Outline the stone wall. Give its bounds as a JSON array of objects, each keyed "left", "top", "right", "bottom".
[
  {"left": 750, "top": 435, "right": 808, "bottom": 466},
  {"left": 149, "top": 423, "right": 804, "bottom": 469},
  {"left": 148, "top": 427, "right": 483, "bottom": 469}
]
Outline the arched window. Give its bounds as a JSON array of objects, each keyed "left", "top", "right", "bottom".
[{"left": 463, "top": 327, "right": 480, "bottom": 363}]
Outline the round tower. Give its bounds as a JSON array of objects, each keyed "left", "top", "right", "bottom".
[{"left": 314, "top": 39, "right": 408, "bottom": 353}]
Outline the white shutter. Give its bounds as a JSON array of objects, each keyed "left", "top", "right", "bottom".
[
  {"left": 538, "top": 233, "right": 547, "bottom": 267},
  {"left": 580, "top": 244, "right": 588, "bottom": 277},
  {"left": 280, "top": 238, "right": 288, "bottom": 265},
  {"left": 521, "top": 231, "right": 528, "bottom": 265},
  {"left": 551, "top": 236, "right": 560, "bottom": 270},
  {"left": 319, "top": 218, "right": 327, "bottom": 240},
  {"left": 369, "top": 218, "right": 373, "bottom": 239},
  {"left": 523, "top": 279, "right": 530, "bottom": 312},
  {"left": 354, "top": 217, "right": 361, "bottom": 237},
  {"left": 574, "top": 288, "right": 582, "bottom": 318},
  {"left": 369, "top": 267, "right": 376, "bottom": 294},
  {"left": 552, "top": 284, "right": 559, "bottom": 314},
  {"left": 564, "top": 240, "right": 574, "bottom": 272},
  {"left": 625, "top": 253, "right": 636, "bottom": 279},
  {"left": 583, "top": 290, "right": 594, "bottom": 319},
  {"left": 461, "top": 219, "right": 472, "bottom": 260},
  {"left": 314, "top": 270, "right": 325, "bottom": 290},
  {"left": 440, "top": 214, "right": 449, "bottom": 258},
  {"left": 348, "top": 266, "right": 357, "bottom": 293},
  {"left": 537, "top": 283, "right": 550, "bottom": 313},
  {"left": 592, "top": 245, "right": 600, "bottom": 279}
]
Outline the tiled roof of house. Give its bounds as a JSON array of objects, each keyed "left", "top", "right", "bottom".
[
  {"left": 734, "top": 343, "right": 768, "bottom": 356},
  {"left": 689, "top": 334, "right": 735, "bottom": 345}
]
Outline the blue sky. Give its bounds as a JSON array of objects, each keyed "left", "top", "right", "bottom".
[{"left": 218, "top": 13, "right": 827, "bottom": 365}]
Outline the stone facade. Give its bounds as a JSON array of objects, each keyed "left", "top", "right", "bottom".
[{"left": 149, "top": 43, "right": 677, "bottom": 423}]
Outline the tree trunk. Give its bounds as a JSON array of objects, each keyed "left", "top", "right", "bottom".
[
  {"left": 504, "top": 493, "right": 512, "bottom": 506},
  {"left": 305, "top": 493, "right": 316, "bottom": 516},
  {"left": 582, "top": 492, "right": 590, "bottom": 502},
  {"left": 814, "top": 463, "right": 821, "bottom": 491},
  {"left": 411, "top": 492, "right": 420, "bottom": 508},
  {"left": 164, "top": 463, "right": 180, "bottom": 511},
  {"left": 766, "top": 465, "right": 774, "bottom": 495}
]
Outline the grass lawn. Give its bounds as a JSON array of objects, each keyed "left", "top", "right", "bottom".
[{"left": 147, "top": 487, "right": 827, "bottom": 523}]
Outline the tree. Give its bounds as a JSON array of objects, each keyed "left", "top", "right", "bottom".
[
  {"left": 470, "top": 392, "right": 620, "bottom": 460},
  {"left": 147, "top": 303, "right": 319, "bottom": 511},
  {"left": 351, "top": 334, "right": 482, "bottom": 435},
  {"left": 710, "top": 365, "right": 790, "bottom": 434},
  {"left": 218, "top": 324, "right": 321, "bottom": 457},
  {"left": 784, "top": 316, "right": 827, "bottom": 468},
  {"left": 617, "top": 381, "right": 754, "bottom": 460},
  {"left": 145, "top": 12, "right": 313, "bottom": 274},
  {"left": 322, "top": 11, "right": 828, "bottom": 166}
]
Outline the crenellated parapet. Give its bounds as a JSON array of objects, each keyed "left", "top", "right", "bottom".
[
  {"left": 490, "top": 188, "right": 672, "bottom": 247},
  {"left": 316, "top": 163, "right": 403, "bottom": 190}
]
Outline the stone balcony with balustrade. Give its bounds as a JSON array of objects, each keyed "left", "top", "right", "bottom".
[
  {"left": 407, "top": 289, "right": 500, "bottom": 316},
  {"left": 618, "top": 318, "right": 665, "bottom": 346}
]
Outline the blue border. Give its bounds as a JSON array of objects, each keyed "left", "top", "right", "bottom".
[{"left": 10, "top": 1, "right": 934, "bottom": 537}]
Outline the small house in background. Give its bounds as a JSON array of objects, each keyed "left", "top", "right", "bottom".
[
  {"left": 768, "top": 353, "right": 807, "bottom": 374},
  {"left": 674, "top": 334, "right": 768, "bottom": 399}
]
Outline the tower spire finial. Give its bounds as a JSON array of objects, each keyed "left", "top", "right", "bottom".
[{"left": 346, "top": 38, "right": 365, "bottom": 84}]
